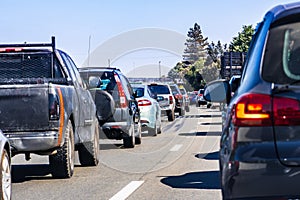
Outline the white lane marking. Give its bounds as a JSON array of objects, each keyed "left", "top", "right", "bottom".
[
  {"left": 109, "top": 181, "right": 144, "bottom": 200},
  {"left": 170, "top": 144, "right": 183, "bottom": 152}
]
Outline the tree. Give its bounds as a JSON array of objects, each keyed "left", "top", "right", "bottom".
[
  {"left": 207, "top": 41, "right": 227, "bottom": 64},
  {"left": 183, "top": 23, "right": 209, "bottom": 64},
  {"left": 230, "top": 25, "right": 255, "bottom": 52}
]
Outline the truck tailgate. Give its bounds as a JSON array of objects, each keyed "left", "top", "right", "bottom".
[{"left": 0, "top": 84, "right": 49, "bottom": 132}]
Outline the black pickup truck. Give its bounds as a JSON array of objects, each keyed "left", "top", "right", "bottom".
[{"left": 0, "top": 37, "right": 99, "bottom": 178}]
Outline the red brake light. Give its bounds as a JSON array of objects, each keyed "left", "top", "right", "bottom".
[
  {"left": 169, "top": 95, "right": 173, "bottom": 104},
  {"left": 233, "top": 94, "right": 272, "bottom": 126},
  {"left": 114, "top": 74, "right": 127, "bottom": 108},
  {"left": 233, "top": 93, "right": 300, "bottom": 127},
  {"left": 175, "top": 94, "right": 183, "bottom": 100},
  {"left": 138, "top": 99, "right": 152, "bottom": 106},
  {"left": 0, "top": 48, "right": 23, "bottom": 52}
]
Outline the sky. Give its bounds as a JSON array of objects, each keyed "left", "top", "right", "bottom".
[{"left": 0, "top": 0, "right": 299, "bottom": 76}]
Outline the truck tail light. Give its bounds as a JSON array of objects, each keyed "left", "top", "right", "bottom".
[
  {"left": 49, "top": 87, "right": 61, "bottom": 120},
  {"left": 114, "top": 74, "right": 128, "bottom": 108},
  {"left": 138, "top": 99, "right": 152, "bottom": 106}
]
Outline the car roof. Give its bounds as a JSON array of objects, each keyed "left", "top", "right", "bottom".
[{"left": 267, "top": 2, "right": 300, "bottom": 22}]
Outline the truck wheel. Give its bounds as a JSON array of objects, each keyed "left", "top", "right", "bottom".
[
  {"left": 167, "top": 110, "right": 175, "bottom": 121},
  {"left": 49, "top": 120, "right": 75, "bottom": 179},
  {"left": 0, "top": 149, "right": 11, "bottom": 200},
  {"left": 78, "top": 120, "right": 100, "bottom": 166},
  {"left": 123, "top": 125, "right": 135, "bottom": 148}
]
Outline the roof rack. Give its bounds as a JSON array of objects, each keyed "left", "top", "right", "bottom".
[
  {"left": 79, "top": 67, "right": 121, "bottom": 71},
  {"left": 0, "top": 36, "right": 56, "bottom": 52}
]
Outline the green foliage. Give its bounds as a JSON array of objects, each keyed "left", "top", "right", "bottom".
[
  {"left": 183, "top": 23, "right": 208, "bottom": 64},
  {"left": 207, "top": 41, "right": 227, "bottom": 65},
  {"left": 168, "top": 23, "right": 254, "bottom": 91},
  {"left": 230, "top": 25, "right": 255, "bottom": 52}
]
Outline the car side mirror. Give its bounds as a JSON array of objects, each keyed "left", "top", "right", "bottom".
[{"left": 203, "top": 79, "right": 230, "bottom": 104}]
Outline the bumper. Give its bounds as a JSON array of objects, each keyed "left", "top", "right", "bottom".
[
  {"left": 5, "top": 131, "right": 60, "bottom": 153},
  {"left": 102, "top": 121, "right": 132, "bottom": 139},
  {"left": 222, "top": 161, "right": 300, "bottom": 199}
]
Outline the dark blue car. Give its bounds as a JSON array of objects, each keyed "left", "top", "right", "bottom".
[{"left": 205, "top": 2, "right": 300, "bottom": 199}]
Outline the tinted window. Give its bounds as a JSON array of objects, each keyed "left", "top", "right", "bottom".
[
  {"left": 148, "top": 85, "right": 170, "bottom": 94},
  {"left": 133, "top": 87, "right": 144, "bottom": 98},
  {"left": 262, "top": 21, "right": 300, "bottom": 84}
]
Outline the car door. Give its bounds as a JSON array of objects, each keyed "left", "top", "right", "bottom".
[{"left": 60, "top": 52, "right": 95, "bottom": 128}]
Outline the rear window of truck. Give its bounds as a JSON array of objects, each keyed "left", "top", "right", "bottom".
[{"left": 0, "top": 52, "right": 63, "bottom": 79}]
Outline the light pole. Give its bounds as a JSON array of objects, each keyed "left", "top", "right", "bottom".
[{"left": 158, "top": 61, "right": 161, "bottom": 79}]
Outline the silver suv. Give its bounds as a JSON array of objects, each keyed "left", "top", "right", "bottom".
[{"left": 79, "top": 67, "right": 141, "bottom": 148}]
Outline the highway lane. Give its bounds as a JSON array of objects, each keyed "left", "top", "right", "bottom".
[{"left": 11, "top": 105, "right": 222, "bottom": 200}]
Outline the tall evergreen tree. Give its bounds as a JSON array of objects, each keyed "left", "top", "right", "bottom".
[
  {"left": 230, "top": 25, "right": 255, "bottom": 52},
  {"left": 183, "top": 23, "right": 208, "bottom": 64},
  {"left": 206, "top": 40, "right": 228, "bottom": 67}
]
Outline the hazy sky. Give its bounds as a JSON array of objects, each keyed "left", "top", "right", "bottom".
[{"left": 0, "top": 0, "right": 298, "bottom": 71}]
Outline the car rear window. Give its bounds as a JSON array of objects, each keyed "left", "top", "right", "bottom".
[
  {"left": 262, "top": 20, "right": 300, "bottom": 84},
  {"left": 148, "top": 85, "right": 170, "bottom": 94},
  {"left": 133, "top": 87, "right": 144, "bottom": 98}
]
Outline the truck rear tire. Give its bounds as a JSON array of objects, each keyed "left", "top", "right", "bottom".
[
  {"left": 49, "top": 120, "right": 75, "bottom": 179},
  {"left": 78, "top": 120, "right": 100, "bottom": 166}
]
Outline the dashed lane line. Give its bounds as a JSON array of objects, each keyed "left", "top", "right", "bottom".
[
  {"left": 109, "top": 181, "right": 144, "bottom": 200},
  {"left": 170, "top": 144, "right": 183, "bottom": 152}
]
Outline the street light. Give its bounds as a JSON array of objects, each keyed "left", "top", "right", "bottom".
[{"left": 159, "top": 61, "right": 161, "bottom": 78}]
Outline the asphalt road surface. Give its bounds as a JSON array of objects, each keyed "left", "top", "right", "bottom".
[{"left": 11, "top": 105, "right": 222, "bottom": 200}]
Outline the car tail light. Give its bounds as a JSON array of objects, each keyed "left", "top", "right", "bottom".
[
  {"left": 114, "top": 74, "right": 128, "bottom": 108},
  {"left": 233, "top": 93, "right": 272, "bottom": 126},
  {"left": 175, "top": 94, "right": 183, "bottom": 100},
  {"left": 138, "top": 99, "right": 152, "bottom": 106},
  {"left": 233, "top": 93, "right": 300, "bottom": 127},
  {"left": 169, "top": 95, "right": 173, "bottom": 104},
  {"left": 273, "top": 96, "right": 300, "bottom": 125}
]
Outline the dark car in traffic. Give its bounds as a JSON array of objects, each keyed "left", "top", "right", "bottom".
[
  {"left": 79, "top": 67, "right": 141, "bottom": 148},
  {"left": 169, "top": 84, "right": 186, "bottom": 116},
  {"left": 196, "top": 89, "right": 211, "bottom": 108},
  {"left": 204, "top": 2, "right": 300, "bottom": 199}
]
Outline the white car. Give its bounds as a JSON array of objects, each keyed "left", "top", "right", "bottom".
[
  {"left": 148, "top": 83, "right": 176, "bottom": 121},
  {"left": 132, "top": 84, "right": 162, "bottom": 136}
]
